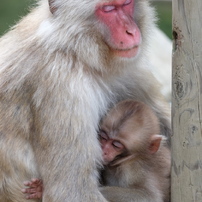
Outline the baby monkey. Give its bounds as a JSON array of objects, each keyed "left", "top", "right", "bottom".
[
  {"left": 23, "top": 100, "right": 170, "bottom": 202},
  {"left": 99, "top": 100, "right": 171, "bottom": 202}
]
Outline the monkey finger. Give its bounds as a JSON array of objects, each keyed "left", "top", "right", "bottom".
[
  {"left": 22, "top": 188, "right": 37, "bottom": 194},
  {"left": 26, "top": 192, "right": 42, "bottom": 199},
  {"left": 23, "top": 181, "right": 32, "bottom": 186},
  {"left": 31, "top": 178, "right": 41, "bottom": 183},
  {"left": 31, "top": 178, "right": 43, "bottom": 186},
  {"left": 24, "top": 180, "right": 41, "bottom": 188}
]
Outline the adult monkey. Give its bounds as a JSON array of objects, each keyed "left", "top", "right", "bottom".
[{"left": 0, "top": 0, "right": 171, "bottom": 202}]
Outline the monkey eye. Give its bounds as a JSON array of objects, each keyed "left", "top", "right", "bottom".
[
  {"left": 112, "top": 141, "right": 124, "bottom": 150},
  {"left": 123, "top": 0, "right": 132, "bottom": 6},
  {"left": 99, "top": 130, "right": 108, "bottom": 140},
  {"left": 102, "top": 5, "right": 116, "bottom": 13}
]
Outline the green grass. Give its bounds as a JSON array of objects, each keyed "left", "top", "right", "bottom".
[
  {"left": 0, "top": 0, "right": 34, "bottom": 36},
  {"left": 0, "top": 1, "right": 172, "bottom": 39},
  {"left": 152, "top": 1, "right": 172, "bottom": 39}
]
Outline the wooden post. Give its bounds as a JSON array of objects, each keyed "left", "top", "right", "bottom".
[{"left": 172, "top": 0, "right": 202, "bottom": 201}]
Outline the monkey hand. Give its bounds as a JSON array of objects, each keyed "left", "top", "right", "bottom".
[{"left": 22, "top": 178, "right": 43, "bottom": 199}]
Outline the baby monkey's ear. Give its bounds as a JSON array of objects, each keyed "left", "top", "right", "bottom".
[{"left": 149, "top": 134, "right": 162, "bottom": 154}]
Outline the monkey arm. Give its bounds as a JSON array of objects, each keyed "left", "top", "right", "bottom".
[
  {"left": 0, "top": 93, "right": 41, "bottom": 200},
  {"left": 27, "top": 69, "right": 112, "bottom": 202},
  {"left": 100, "top": 186, "right": 163, "bottom": 202}
]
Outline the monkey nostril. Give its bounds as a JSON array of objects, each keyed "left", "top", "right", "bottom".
[{"left": 126, "top": 30, "right": 133, "bottom": 36}]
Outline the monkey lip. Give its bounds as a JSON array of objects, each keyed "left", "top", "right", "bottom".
[{"left": 113, "top": 45, "right": 139, "bottom": 58}]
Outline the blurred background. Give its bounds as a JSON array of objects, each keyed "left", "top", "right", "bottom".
[
  {"left": 0, "top": 0, "right": 172, "bottom": 38},
  {"left": 152, "top": 0, "right": 172, "bottom": 39}
]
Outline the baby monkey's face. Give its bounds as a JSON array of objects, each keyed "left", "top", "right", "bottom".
[{"left": 99, "top": 130, "right": 125, "bottom": 165}]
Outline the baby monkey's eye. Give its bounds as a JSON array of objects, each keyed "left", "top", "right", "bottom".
[
  {"left": 99, "top": 130, "right": 108, "bottom": 140},
  {"left": 112, "top": 141, "right": 124, "bottom": 150}
]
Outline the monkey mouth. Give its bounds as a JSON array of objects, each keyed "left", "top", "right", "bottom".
[
  {"left": 115, "top": 45, "right": 138, "bottom": 52},
  {"left": 113, "top": 45, "right": 139, "bottom": 58}
]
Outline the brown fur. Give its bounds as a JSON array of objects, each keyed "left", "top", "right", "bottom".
[{"left": 100, "top": 100, "right": 171, "bottom": 202}]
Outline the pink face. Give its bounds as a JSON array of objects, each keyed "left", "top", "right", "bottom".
[
  {"left": 99, "top": 130, "right": 125, "bottom": 165},
  {"left": 96, "top": 0, "right": 141, "bottom": 58}
]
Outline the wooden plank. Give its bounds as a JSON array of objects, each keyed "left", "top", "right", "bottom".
[{"left": 172, "top": 0, "right": 202, "bottom": 201}]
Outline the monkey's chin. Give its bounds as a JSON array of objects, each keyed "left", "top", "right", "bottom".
[
  {"left": 103, "top": 161, "right": 110, "bottom": 166},
  {"left": 113, "top": 46, "right": 139, "bottom": 58}
]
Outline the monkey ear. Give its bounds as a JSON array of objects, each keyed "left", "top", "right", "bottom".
[
  {"left": 149, "top": 134, "right": 162, "bottom": 154},
  {"left": 48, "top": 0, "right": 57, "bottom": 14}
]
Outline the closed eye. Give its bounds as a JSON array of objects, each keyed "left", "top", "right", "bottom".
[
  {"left": 99, "top": 130, "right": 108, "bottom": 140},
  {"left": 102, "top": 5, "right": 116, "bottom": 13},
  {"left": 112, "top": 141, "right": 124, "bottom": 150},
  {"left": 123, "top": 0, "right": 132, "bottom": 6}
]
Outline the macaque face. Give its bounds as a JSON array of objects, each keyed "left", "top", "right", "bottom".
[
  {"left": 99, "top": 130, "right": 125, "bottom": 165},
  {"left": 96, "top": 0, "right": 141, "bottom": 58}
]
